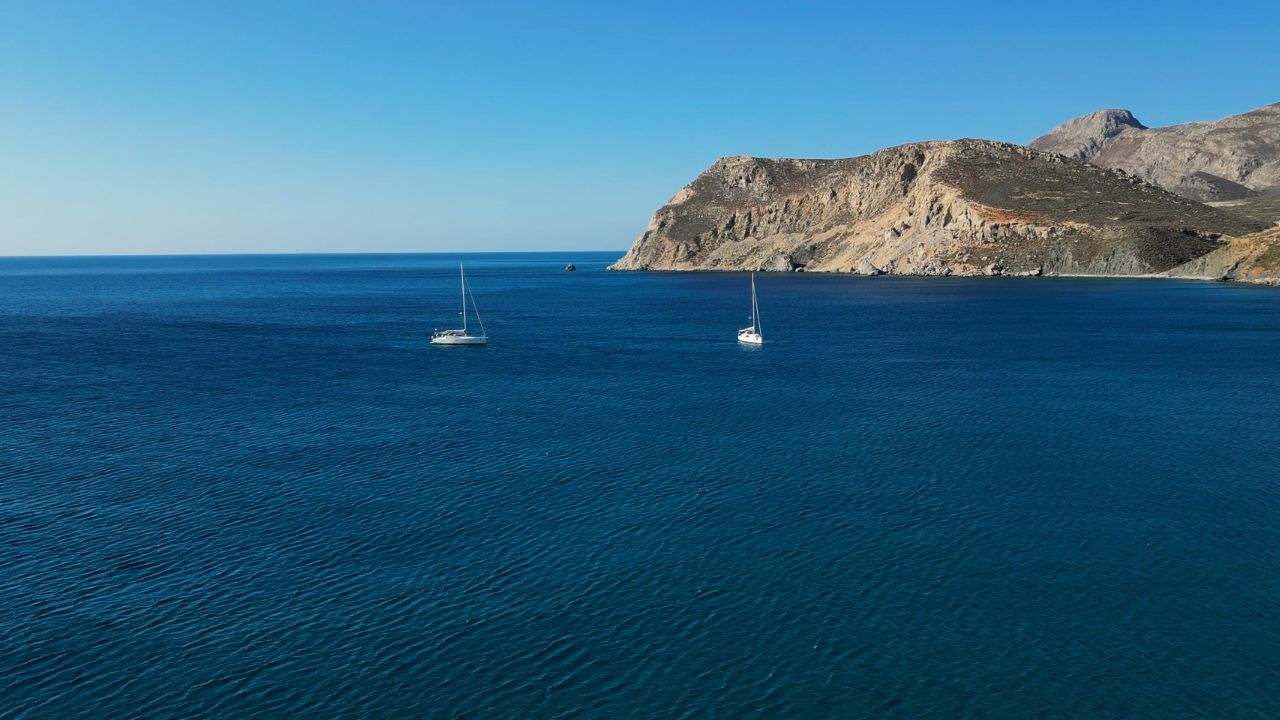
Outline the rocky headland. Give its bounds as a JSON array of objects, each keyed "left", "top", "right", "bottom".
[{"left": 611, "top": 137, "right": 1279, "bottom": 285}]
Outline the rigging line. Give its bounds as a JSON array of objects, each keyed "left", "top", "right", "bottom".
[{"left": 467, "top": 281, "right": 486, "bottom": 337}]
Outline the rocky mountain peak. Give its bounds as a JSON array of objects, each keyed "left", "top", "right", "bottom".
[
  {"left": 1029, "top": 109, "right": 1146, "bottom": 161},
  {"left": 1030, "top": 101, "right": 1280, "bottom": 203}
]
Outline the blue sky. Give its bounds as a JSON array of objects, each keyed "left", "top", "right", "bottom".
[{"left": 2, "top": 0, "right": 1278, "bottom": 255}]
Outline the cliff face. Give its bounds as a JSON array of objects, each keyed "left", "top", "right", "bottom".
[
  {"left": 1166, "top": 227, "right": 1280, "bottom": 284},
  {"left": 611, "top": 140, "right": 1276, "bottom": 283},
  {"left": 1030, "top": 103, "right": 1280, "bottom": 202}
]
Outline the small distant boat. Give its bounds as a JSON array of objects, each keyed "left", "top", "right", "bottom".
[
  {"left": 565, "top": 263, "right": 576, "bottom": 272},
  {"left": 737, "top": 273, "right": 764, "bottom": 345},
  {"left": 431, "top": 264, "right": 487, "bottom": 345}
]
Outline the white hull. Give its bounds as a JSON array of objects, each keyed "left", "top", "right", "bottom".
[
  {"left": 432, "top": 333, "right": 487, "bottom": 345},
  {"left": 738, "top": 331, "right": 763, "bottom": 345}
]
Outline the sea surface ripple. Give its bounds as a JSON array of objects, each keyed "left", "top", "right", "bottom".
[{"left": 2, "top": 253, "right": 1279, "bottom": 718}]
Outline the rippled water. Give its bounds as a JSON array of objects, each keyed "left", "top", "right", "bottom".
[{"left": 3, "top": 253, "right": 1280, "bottom": 718}]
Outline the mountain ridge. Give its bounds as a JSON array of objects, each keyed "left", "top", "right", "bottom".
[
  {"left": 1030, "top": 102, "right": 1280, "bottom": 202},
  {"left": 611, "top": 138, "right": 1278, "bottom": 284}
]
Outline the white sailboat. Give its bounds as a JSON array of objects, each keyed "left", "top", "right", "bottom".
[
  {"left": 431, "top": 264, "right": 488, "bottom": 345},
  {"left": 737, "top": 273, "right": 764, "bottom": 345}
]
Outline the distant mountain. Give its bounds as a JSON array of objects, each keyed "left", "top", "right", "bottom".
[
  {"left": 1028, "top": 109, "right": 1147, "bottom": 162},
  {"left": 1030, "top": 103, "right": 1280, "bottom": 202},
  {"left": 611, "top": 140, "right": 1278, "bottom": 284}
]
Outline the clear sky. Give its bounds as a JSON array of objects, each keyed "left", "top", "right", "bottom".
[{"left": 2, "top": 0, "right": 1278, "bottom": 255}]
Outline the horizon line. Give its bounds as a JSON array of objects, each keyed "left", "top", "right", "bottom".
[{"left": 0, "top": 249, "right": 628, "bottom": 259}]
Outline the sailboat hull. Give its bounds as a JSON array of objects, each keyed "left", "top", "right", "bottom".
[
  {"left": 431, "top": 333, "right": 488, "bottom": 345},
  {"left": 737, "top": 331, "right": 763, "bottom": 345}
]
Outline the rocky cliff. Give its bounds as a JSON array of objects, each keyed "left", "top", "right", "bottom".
[
  {"left": 1030, "top": 102, "right": 1280, "bottom": 202},
  {"left": 611, "top": 140, "right": 1277, "bottom": 284}
]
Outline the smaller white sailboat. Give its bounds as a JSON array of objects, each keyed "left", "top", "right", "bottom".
[
  {"left": 431, "top": 264, "right": 488, "bottom": 345},
  {"left": 737, "top": 272, "right": 764, "bottom": 345}
]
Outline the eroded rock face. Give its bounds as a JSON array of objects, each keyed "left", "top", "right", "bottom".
[
  {"left": 610, "top": 139, "right": 1272, "bottom": 282},
  {"left": 1030, "top": 102, "right": 1280, "bottom": 202},
  {"left": 1167, "top": 227, "right": 1280, "bottom": 285}
]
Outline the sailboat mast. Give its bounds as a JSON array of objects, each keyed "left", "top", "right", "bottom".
[
  {"left": 751, "top": 273, "right": 761, "bottom": 334},
  {"left": 460, "top": 264, "right": 467, "bottom": 333}
]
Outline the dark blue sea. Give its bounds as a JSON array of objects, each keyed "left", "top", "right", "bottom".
[{"left": 3, "top": 252, "right": 1279, "bottom": 718}]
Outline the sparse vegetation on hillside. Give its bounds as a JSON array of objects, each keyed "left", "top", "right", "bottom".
[{"left": 935, "top": 142, "right": 1265, "bottom": 235}]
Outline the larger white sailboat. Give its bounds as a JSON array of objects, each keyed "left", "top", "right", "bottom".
[
  {"left": 431, "top": 264, "right": 488, "bottom": 345},
  {"left": 737, "top": 273, "right": 764, "bottom": 345}
]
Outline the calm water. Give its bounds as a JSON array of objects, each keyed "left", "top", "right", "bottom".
[{"left": 3, "top": 253, "right": 1279, "bottom": 718}]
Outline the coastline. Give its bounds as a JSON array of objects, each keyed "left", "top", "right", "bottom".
[
  {"left": 608, "top": 226, "right": 1280, "bottom": 287},
  {"left": 607, "top": 265, "right": 1280, "bottom": 287}
]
